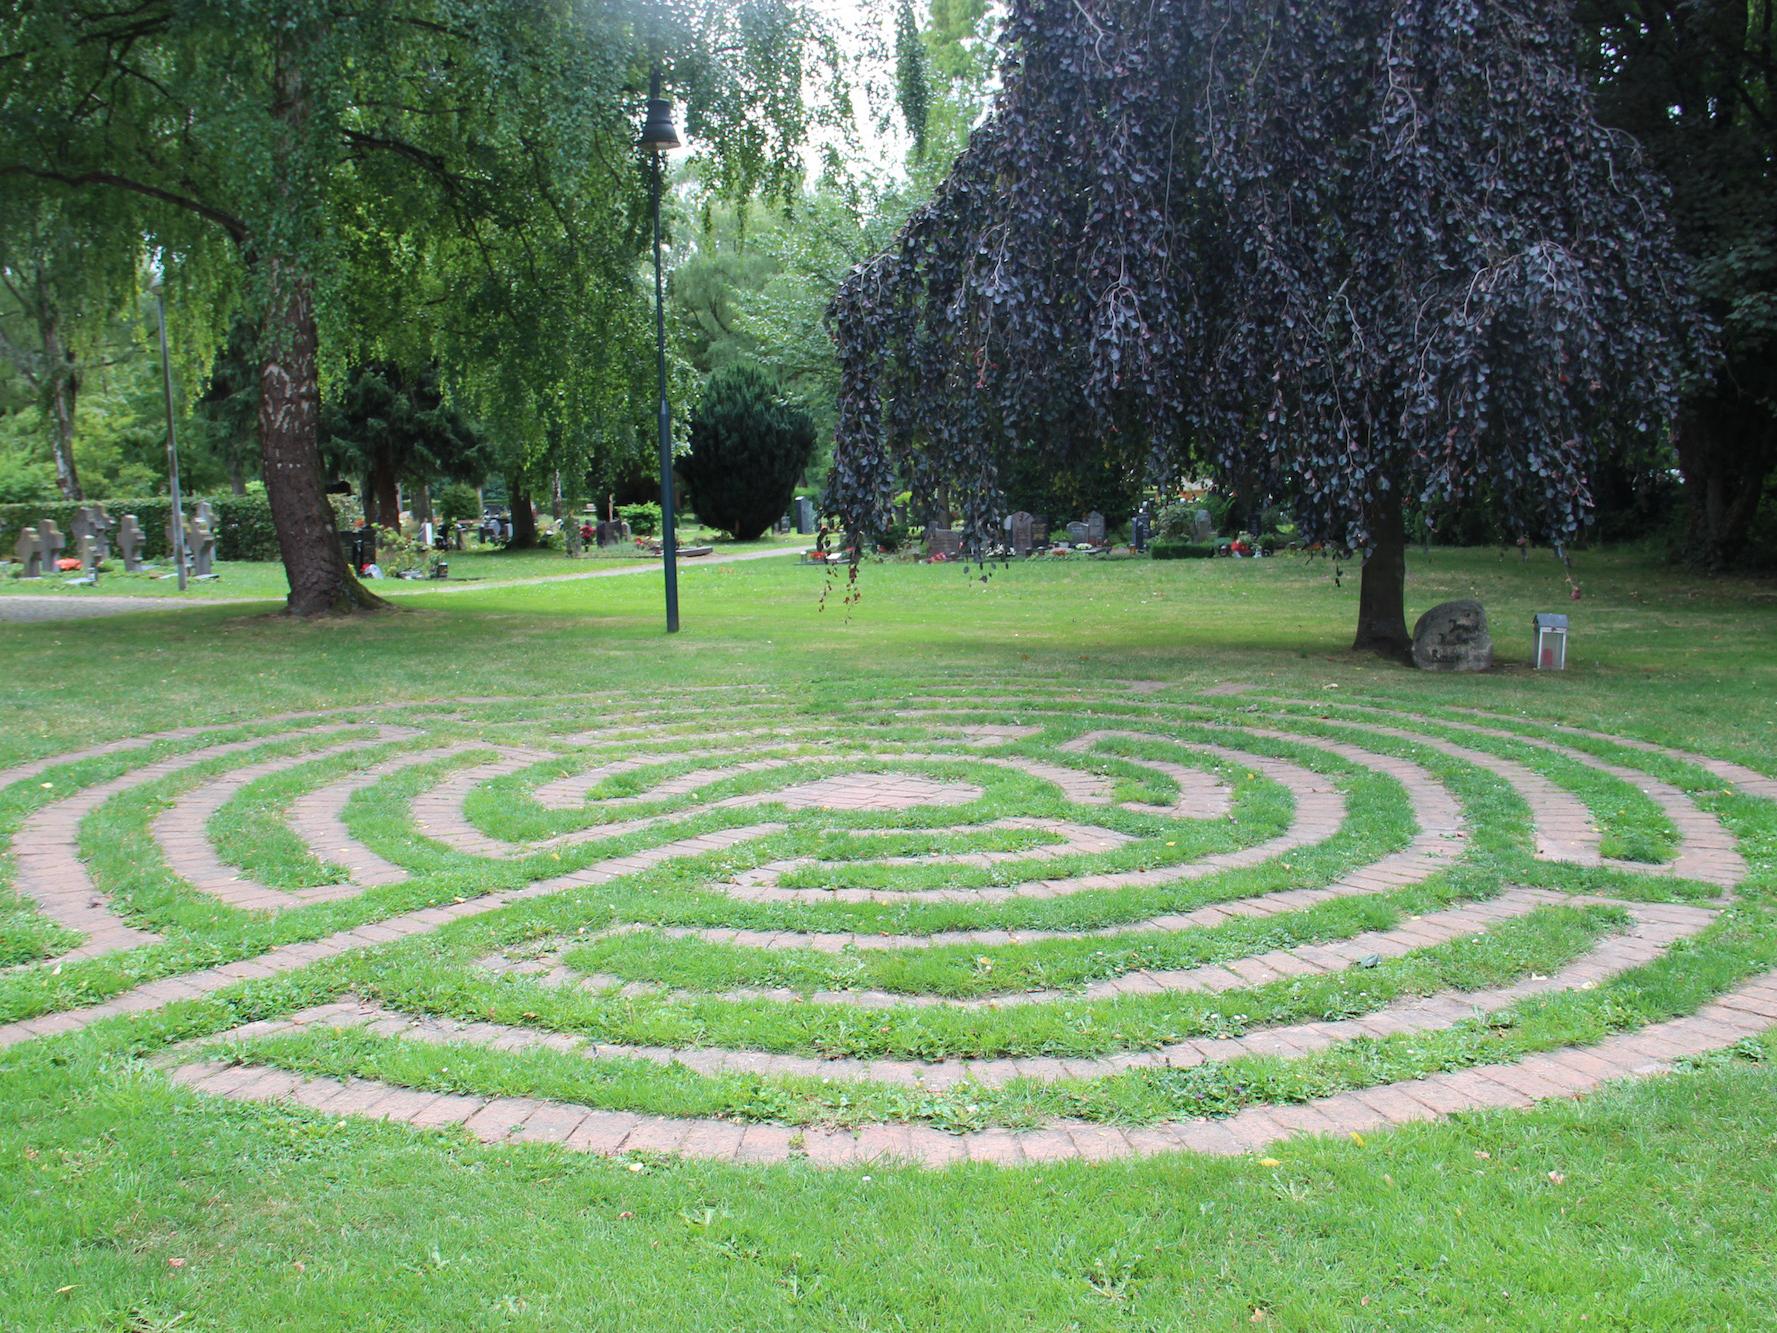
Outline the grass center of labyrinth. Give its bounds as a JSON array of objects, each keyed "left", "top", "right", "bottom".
[{"left": 3, "top": 681, "right": 1775, "bottom": 1166}]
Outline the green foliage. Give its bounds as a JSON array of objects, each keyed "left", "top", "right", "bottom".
[
  {"left": 436, "top": 484, "right": 481, "bottom": 528},
  {"left": 619, "top": 502, "right": 662, "bottom": 538},
  {"left": 1149, "top": 539, "right": 1218, "bottom": 560},
  {"left": 321, "top": 364, "right": 491, "bottom": 504},
  {"left": 895, "top": 0, "right": 933, "bottom": 157},
  {"left": 680, "top": 366, "right": 815, "bottom": 541}
]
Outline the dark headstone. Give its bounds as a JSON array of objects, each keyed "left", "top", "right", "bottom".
[
  {"left": 1085, "top": 511, "right": 1106, "bottom": 545},
  {"left": 13, "top": 525, "right": 42, "bottom": 577},
  {"left": 118, "top": 515, "right": 145, "bottom": 571},
  {"left": 794, "top": 497, "right": 816, "bottom": 535},
  {"left": 1032, "top": 517, "right": 1049, "bottom": 547},
  {"left": 925, "top": 526, "right": 964, "bottom": 558},
  {"left": 596, "top": 518, "right": 631, "bottom": 548},
  {"left": 1006, "top": 511, "right": 1035, "bottom": 556},
  {"left": 1412, "top": 599, "right": 1494, "bottom": 672},
  {"left": 1131, "top": 508, "right": 1151, "bottom": 552}
]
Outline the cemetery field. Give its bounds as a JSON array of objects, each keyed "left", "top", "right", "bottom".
[{"left": 1, "top": 545, "right": 1775, "bottom": 1330}]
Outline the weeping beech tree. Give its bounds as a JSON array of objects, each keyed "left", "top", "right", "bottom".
[{"left": 827, "top": 0, "right": 1704, "bottom": 656}]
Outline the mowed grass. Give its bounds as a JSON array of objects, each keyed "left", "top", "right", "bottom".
[{"left": 1, "top": 543, "right": 1775, "bottom": 1329}]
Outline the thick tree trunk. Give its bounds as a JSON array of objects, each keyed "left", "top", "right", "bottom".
[
  {"left": 259, "top": 266, "right": 385, "bottom": 615},
  {"left": 256, "top": 26, "right": 382, "bottom": 615},
  {"left": 1353, "top": 491, "right": 1412, "bottom": 659},
  {"left": 1675, "top": 393, "right": 1775, "bottom": 569},
  {"left": 507, "top": 479, "right": 538, "bottom": 548},
  {"left": 367, "top": 451, "right": 402, "bottom": 529}
]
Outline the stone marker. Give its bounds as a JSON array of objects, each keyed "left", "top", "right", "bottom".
[
  {"left": 794, "top": 496, "right": 816, "bottom": 535},
  {"left": 1086, "top": 511, "right": 1106, "bottom": 545},
  {"left": 1412, "top": 598, "right": 1493, "bottom": 672},
  {"left": 73, "top": 504, "right": 116, "bottom": 562},
  {"left": 1191, "top": 509, "right": 1215, "bottom": 543},
  {"left": 188, "top": 515, "right": 217, "bottom": 578},
  {"left": 596, "top": 518, "right": 631, "bottom": 548},
  {"left": 118, "top": 515, "right": 145, "bottom": 571},
  {"left": 164, "top": 509, "right": 191, "bottom": 565},
  {"left": 1006, "top": 511, "right": 1035, "bottom": 556},
  {"left": 925, "top": 526, "right": 964, "bottom": 558},
  {"left": 13, "top": 526, "right": 42, "bottom": 577},
  {"left": 1066, "top": 520, "right": 1089, "bottom": 545},
  {"left": 37, "top": 519, "right": 65, "bottom": 571}
]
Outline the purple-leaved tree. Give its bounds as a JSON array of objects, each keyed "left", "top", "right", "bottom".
[{"left": 827, "top": 0, "right": 1706, "bottom": 656}]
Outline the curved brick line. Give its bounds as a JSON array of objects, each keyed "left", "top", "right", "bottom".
[
  {"left": 1449, "top": 707, "right": 1777, "bottom": 802},
  {"left": 0, "top": 822, "right": 789, "bottom": 1049},
  {"left": 5, "top": 725, "right": 371, "bottom": 966},
  {"left": 1292, "top": 701, "right": 1746, "bottom": 888},
  {"left": 163, "top": 963, "right": 1777, "bottom": 1166},
  {"left": 1053, "top": 731, "right": 1237, "bottom": 817},
  {"left": 728, "top": 818, "right": 1135, "bottom": 892},
  {"left": 230, "top": 898, "right": 1717, "bottom": 1087},
  {"left": 285, "top": 747, "right": 484, "bottom": 886},
  {"left": 151, "top": 727, "right": 426, "bottom": 911},
  {"left": 703, "top": 733, "right": 1375, "bottom": 906},
  {"left": 484, "top": 884, "right": 1594, "bottom": 1011}
]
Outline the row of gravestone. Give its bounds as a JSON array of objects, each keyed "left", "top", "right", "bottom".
[
  {"left": 7, "top": 502, "right": 217, "bottom": 580},
  {"left": 774, "top": 497, "right": 818, "bottom": 536},
  {"left": 926, "top": 510, "right": 1108, "bottom": 558}
]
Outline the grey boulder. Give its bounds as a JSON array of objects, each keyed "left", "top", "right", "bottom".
[{"left": 1412, "top": 598, "right": 1493, "bottom": 672}]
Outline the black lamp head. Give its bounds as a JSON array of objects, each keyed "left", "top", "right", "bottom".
[{"left": 640, "top": 97, "right": 680, "bottom": 152}]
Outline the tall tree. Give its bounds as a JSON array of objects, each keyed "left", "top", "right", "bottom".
[
  {"left": 827, "top": 0, "right": 1703, "bottom": 655},
  {"left": 2, "top": 1, "right": 832, "bottom": 614},
  {"left": 1582, "top": 1, "right": 1777, "bottom": 568},
  {"left": 321, "top": 363, "right": 491, "bottom": 528}
]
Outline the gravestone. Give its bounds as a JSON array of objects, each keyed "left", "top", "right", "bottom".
[
  {"left": 72, "top": 532, "right": 100, "bottom": 584},
  {"left": 118, "top": 515, "right": 145, "bottom": 571},
  {"left": 1412, "top": 599, "right": 1493, "bottom": 672},
  {"left": 1006, "top": 511, "right": 1035, "bottom": 556},
  {"left": 794, "top": 497, "right": 816, "bottom": 535},
  {"left": 1085, "top": 511, "right": 1106, "bottom": 545},
  {"left": 73, "top": 504, "right": 116, "bottom": 562},
  {"left": 1191, "top": 509, "right": 1214, "bottom": 543},
  {"left": 1131, "top": 507, "right": 1151, "bottom": 552},
  {"left": 596, "top": 518, "right": 630, "bottom": 548},
  {"left": 193, "top": 498, "right": 215, "bottom": 530},
  {"left": 37, "top": 519, "right": 65, "bottom": 571},
  {"left": 164, "top": 509, "right": 191, "bottom": 565},
  {"left": 13, "top": 526, "right": 42, "bottom": 577},
  {"left": 1032, "top": 517, "right": 1049, "bottom": 547},
  {"left": 1066, "top": 520, "right": 1089, "bottom": 545},
  {"left": 188, "top": 515, "right": 218, "bottom": 578},
  {"left": 925, "top": 526, "right": 964, "bottom": 559}
]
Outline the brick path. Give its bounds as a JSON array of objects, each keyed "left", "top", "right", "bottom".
[{"left": 3, "top": 685, "right": 1770, "bottom": 1171}]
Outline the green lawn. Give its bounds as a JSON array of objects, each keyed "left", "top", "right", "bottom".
[{"left": 1, "top": 543, "right": 1774, "bottom": 1330}]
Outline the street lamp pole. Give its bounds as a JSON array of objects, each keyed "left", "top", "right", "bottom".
[
  {"left": 641, "top": 66, "right": 681, "bottom": 633},
  {"left": 152, "top": 275, "right": 188, "bottom": 592}
]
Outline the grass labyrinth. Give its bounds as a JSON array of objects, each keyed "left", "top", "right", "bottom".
[
  {"left": 6, "top": 681, "right": 1773, "bottom": 1156},
  {"left": 3, "top": 550, "right": 1776, "bottom": 1326}
]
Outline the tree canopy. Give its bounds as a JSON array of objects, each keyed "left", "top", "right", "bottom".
[
  {"left": 827, "top": 0, "right": 1706, "bottom": 653},
  {"left": 2, "top": 0, "right": 836, "bottom": 613}
]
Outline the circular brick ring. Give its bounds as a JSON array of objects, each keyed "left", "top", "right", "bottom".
[{"left": 1, "top": 683, "right": 1770, "bottom": 1169}]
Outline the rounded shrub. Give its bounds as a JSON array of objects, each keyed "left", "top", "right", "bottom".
[{"left": 680, "top": 366, "right": 816, "bottom": 542}]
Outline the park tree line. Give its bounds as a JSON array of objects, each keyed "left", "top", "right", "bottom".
[{"left": 2, "top": 0, "right": 1771, "bottom": 623}]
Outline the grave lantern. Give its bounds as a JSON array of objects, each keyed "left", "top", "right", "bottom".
[{"left": 1533, "top": 613, "right": 1569, "bottom": 670}]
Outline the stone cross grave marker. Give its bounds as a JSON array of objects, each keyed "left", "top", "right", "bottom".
[
  {"left": 73, "top": 505, "right": 116, "bottom": 562},
  {"left": 118, "top": 515, "right": 145, "bottom": 571},
  {"left": 37, "top": 519, "right": 65, "bottom": 571},
  {"left": 189, "top": 516, "right": 217, "bottom": 578},
  {"left": 13, "top": 526, "right": 42, "bottom": 577}
]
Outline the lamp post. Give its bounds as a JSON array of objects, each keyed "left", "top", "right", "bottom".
[
  {"left": 150, "top": 264, "right": 188, "bottom": 592},
  {"left": 640, "top": 66, "right": 682, "bottom": 632}
]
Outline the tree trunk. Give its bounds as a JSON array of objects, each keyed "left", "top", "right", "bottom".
[
  {"left": 258, "top": 265, "right": 384, "bottom": 615},
  {"left": 411, "top": 482, "right": 432, "bottom": 525},
  {"left": 367, "top": 451, "right": 402, "bottom": 529},
  {"left": 1676, "top": 393, "right": 1775, "bottom": 570},
  {"left": 256, "top": 25, "right": 383, "bottom": 615},
  {"left": 1353, "top": 491, "right": 1412, "bottom": 659},
  {"left": 42, "top": 312, "right": 82, "bottom": 501},
  {"left": 226, "top": 451, "right": 248, "bottom": 495},
  {"left": 507, "top": 479, "right": 538, "bottom": 548}
]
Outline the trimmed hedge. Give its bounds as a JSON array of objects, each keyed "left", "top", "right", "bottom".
[
  {"left": 0, "top": 495, "right": 283, "bottom": 563},
  {"left": 1150, "top": 539, "right": 1219, "bottom": 560}
]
